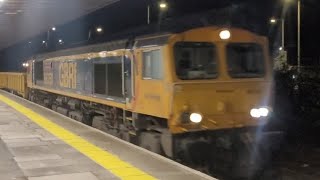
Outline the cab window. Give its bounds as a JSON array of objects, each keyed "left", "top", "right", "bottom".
[
  {"left": 174, "top": 42, "right": 217, "bottom": 80},
  {"left": 227, "top": 43, "right": 265, "bottom": 78},
  {"left": 142, "top": 49, "right": 163, "bottom": 80}
]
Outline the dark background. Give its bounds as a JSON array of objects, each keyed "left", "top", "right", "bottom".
[{"left": 1, "top": 0, "right": 320, "bottom": 71}]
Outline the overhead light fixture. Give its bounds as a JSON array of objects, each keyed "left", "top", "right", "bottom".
[
  {"left": 159, "top": 2, "right": 167, "bottom": 9},
  {"left": 270, "top": 18, "right": 277, "bottom": 24}
]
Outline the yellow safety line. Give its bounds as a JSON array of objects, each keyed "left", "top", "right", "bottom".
[{"left": 0, "top": 94, "right": 156, "bottom": 180}]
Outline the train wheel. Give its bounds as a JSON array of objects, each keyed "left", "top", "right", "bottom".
[{"left": 139, "top": 132, "right": 162, "bottom": 154}]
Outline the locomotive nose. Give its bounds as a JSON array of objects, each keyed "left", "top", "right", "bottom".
[{"left": 172, "top": 82, "right": 271, "bottom": 132}]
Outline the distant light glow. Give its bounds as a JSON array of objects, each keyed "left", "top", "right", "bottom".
[
  {"left": 159, "top": 2, "right": 167, "bottom": 9},
  {"left": 96, "top": 27, "right": 103, "bottom": 33},
  {"left": 42, "top": 40, "right": 46, "bottom": 44},
  {"left": 270, "top": 18, "right": 277, "bottom": 24},
  {"left": 59, "top": 39, "right": 63, "bottom": 43},
  {"left": 22, "top": 63, "right": 29, "bottom": 68},
  {"left": 279, "top": 47, "right": 283, "bottom": 51},
  {"left": 292, "top": 75, "right": 296, "bottom": 79},
  {"left": 219, "top": 30, "right": 231, "bottom": 40},
  {"left": 52, "top": 27, "right": 56, "bottom": 31}
]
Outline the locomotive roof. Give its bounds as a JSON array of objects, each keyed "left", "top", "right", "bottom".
[{"left": 33, "top": 32, "right": 172, "bottom": 61}]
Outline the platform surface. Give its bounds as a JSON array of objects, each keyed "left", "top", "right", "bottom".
[{"left": 0, "top": 90, "right": 216, "bottom": 180}]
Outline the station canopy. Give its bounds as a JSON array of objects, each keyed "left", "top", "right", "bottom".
[{"left": 0, "top": 0, "right": 118, "bottom": 49}]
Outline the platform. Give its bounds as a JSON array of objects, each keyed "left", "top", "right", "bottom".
[{"left": 0, "top": 90, "right": 216, "bottom": 180}]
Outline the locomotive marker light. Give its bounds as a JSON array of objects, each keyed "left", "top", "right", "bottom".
[
  {"left": 219, "top": 30, "right": 231, "bottom": 40},
  {"left": 190, "top": 113, "right": 203, "bottom": 123}
]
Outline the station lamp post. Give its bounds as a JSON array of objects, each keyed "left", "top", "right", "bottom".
[
  {"left": 147, "top": 1, "right": 168, "bottom": 24},
  {"left": 270, "top": 17, "right": 285, "bottom": 51},
  {"left": 276, "top": 0, "right": 301, "bottom": 71},
  {"left": 88, "top": 26, "right": 104, "bottom": 41},
  {"left": 297, "top": 0, "right": 301, "bottom": 72}
]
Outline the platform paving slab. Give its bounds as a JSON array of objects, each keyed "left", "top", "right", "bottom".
[{"left": 0, "top": 101, "right": 118, "bottom": 180}]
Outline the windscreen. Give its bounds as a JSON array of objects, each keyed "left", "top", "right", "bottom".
[
  {"left": 174, "top": 42, "right": 217, "bottom": 80},
  {"left": 227, "top": 43, "right": 265, "bottom": 78}
]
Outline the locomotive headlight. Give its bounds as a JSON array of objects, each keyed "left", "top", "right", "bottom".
[
  {"left": 250, "top": 109, "right": 261, "bottom": 118},
  {"left": 250, "top": 107, "right": 270, "bottom": 118},
  {"left": 258, "top": 108, "right": 269, "bottom": 117},
  {"left": 190, "top": 113, "right": 203, "bottom": 123},
  {"left": 219, "top": 30, "right": 231, "bottom": 40}
]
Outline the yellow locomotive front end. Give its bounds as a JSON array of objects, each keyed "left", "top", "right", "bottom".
[
  {"left": 168, "top": 27, "right": 272, "bottom": 134},
  {"left": 165, "top": 27, "right": 276, "bottom": 177}
]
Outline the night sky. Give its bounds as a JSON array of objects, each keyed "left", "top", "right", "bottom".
[{"left": 1, "top": 0, "right": 320, "bottom": 71}]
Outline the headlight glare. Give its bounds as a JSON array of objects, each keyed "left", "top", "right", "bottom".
[
  {"left": 250, "top": 109, "right": 261, "bottom": 118},
  {"left": 259, "top": 108, "right": 269, "bottom": 117},
  {"left": 250, "top": 107, "right": 270, "bottom": 118},
  {"left": 190, "top": 113, "right": 202, "bottom": 123}
]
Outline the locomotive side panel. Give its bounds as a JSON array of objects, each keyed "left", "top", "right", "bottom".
[{"left": 76, "top": 60, "right": 93, "bottom": 94}]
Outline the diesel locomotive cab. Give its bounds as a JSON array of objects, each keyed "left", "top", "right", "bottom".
[
  {"left": 168, "top": 28, "right": 274, "bottom": 177},
  {"left": 169, "top": 28, "right": 272, "bottom": 133}
]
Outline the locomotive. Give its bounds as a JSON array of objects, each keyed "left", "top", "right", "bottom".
[{"left": 25, "top": 26, "right": 275, "bottom": 177}]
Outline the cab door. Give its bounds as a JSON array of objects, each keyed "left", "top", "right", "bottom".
[
  {"left": 124, "top": 53, "right": 133, "bottom": 104},
  {"left": 132, "top": 47, "right": 168, "bottom": 118}
]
